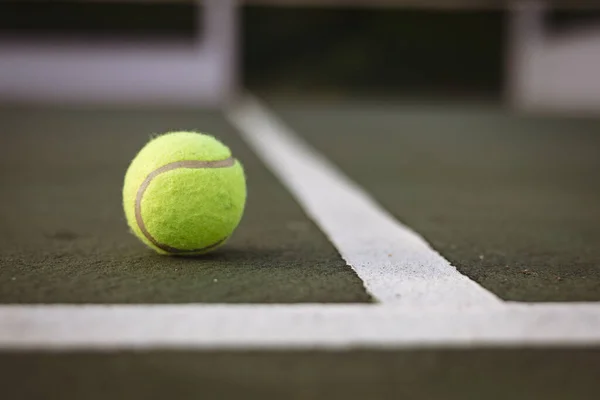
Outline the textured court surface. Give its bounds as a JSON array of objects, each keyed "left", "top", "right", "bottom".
[
  {"left": 267, "top": 99, "right": 600, "bottom": 302},
  {"left": 1, "top": 99, "right": 599, "bottom": 399},
  {"left": 2, "top": 349, "right": 600, "bottom": 400},
  {"left": 0, "top": 107, "right": 369, "bottom": 304}
]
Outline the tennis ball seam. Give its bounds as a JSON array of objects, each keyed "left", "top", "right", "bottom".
[{"left": 135, "top": 157, "right": 235, "bottom": 254}]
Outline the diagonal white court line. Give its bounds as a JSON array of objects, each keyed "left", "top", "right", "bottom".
[
  {"left": 1, "top": 304, "right": 599, "bottom": 350},
  {"left": 226, "top": 95, "right": 503, "bottom": 308}
]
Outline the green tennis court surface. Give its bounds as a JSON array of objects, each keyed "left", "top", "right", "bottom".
[
  {"left": 268, "top": 99, "right": 600, "bottom": 302},
  {"left": 1, "top": 100, "right": 599, "bottom": 399},
  {"left": 0, "top": 107, "right": 368, "bottom": 304},
  {"left": 2, "top": 349, "right": 600, "bottom": 400},
  {"left": 1, "top": 1, "right": 600, "bottom": 399}
]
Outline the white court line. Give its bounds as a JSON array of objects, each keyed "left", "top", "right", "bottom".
[
  {"left": 226, "top": 95, "right": 502, "bottom": 308},
  {"left": 1, "top": 304, "right": 599, "bottom": 350}
]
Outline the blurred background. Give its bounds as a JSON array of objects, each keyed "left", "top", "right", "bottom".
[{"left": 1, "top": 0, "right": 599, "bottom": 113}]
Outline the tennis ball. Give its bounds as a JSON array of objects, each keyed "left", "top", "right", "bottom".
[{"left": 122, "top": 131, "right": 246, "bottom": 255}]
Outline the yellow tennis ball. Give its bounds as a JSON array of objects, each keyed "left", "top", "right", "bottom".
[{"left": 122, "top": 131, "right": 246, "bottom": 255}]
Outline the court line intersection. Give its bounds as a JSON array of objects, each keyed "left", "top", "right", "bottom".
[{"left": 1, "top": 94, "right": 599, "bottom": 351}]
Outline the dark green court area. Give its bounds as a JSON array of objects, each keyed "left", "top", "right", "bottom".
[
  {"left": 0, "top": 107, "right": 369, "bottom": 304},
  {"left": 2, "top": 348, "right": 599, "bottom": 400},
  {"left": 2, "top": 101, "right": 600, "bottom": 303},
  {"left": 270, "top": 99, "right": 600, "bottom": 302}
]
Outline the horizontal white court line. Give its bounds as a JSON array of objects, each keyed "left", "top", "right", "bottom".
[
  {"left": 226, "top": 95, "right": 502, "bottom": 308},
  {"left": 1, "top": 304, "right": 599, "bottom": 351}
]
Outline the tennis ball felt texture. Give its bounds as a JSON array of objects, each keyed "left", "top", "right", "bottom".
[{"left": 123, "top": 131, "right": 246, "bottom": 255}]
